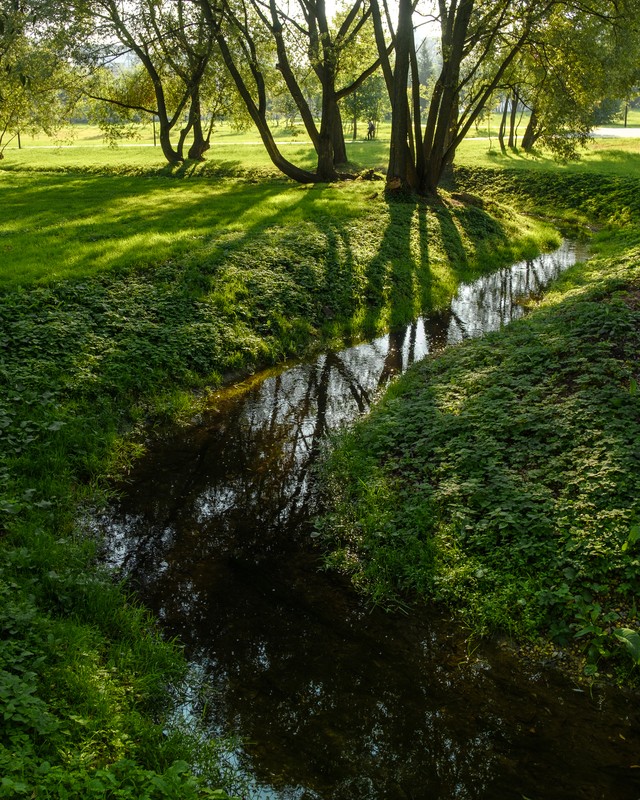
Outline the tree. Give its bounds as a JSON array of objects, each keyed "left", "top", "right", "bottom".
[
  {"left": 373, "top": 0, "right": 640, "bottom": 194},
  {"left": 0, "top": 0, "right": 83, "bottom": 156},
  {"left": 519, "top": 5, "right": 640, "bottom": 157},
  {"left": 77, "top": 0, "right": 223, "bottom": 163},
  {"left": 196, "top": 0, "right": 391, "bottom": 181}
]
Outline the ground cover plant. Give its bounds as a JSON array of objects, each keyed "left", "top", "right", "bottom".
[
  {"left": 317, "top": 170, "right": 640, "bottom": 680},
  {"left": 0, "top": 151, "right": 560, "bottom": 796}
]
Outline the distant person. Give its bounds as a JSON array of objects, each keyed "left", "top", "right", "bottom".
[{"left": 367, "top": 120, "right": 375, "bottom": 140}]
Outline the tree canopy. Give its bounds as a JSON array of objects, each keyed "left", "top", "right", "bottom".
[{"left": 3, "top": 0, "right": 640, "bottom": 189}]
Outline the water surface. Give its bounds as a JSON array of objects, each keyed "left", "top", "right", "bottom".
[{"left": 95, "top": 241, "right": 640, "bottom": 799}]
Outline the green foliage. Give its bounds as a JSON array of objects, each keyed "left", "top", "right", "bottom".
[
  {"left": 317, "top": 172, "right": 640, "bottom": 678},
  {"left": 614, "top": 628, "right": 640, "bottom": 666},
  {"left": 0, "top": 159, "right": 557, "bottom": 794},
  {"left": 454, "top": 167, "right": 640, "bottom": 227}
]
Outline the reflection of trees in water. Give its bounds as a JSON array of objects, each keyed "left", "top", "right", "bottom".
[
  {"left": 90, "top": 241, "right": 639, "bottom": 800},
  {"left": 102, "top": 326, "right": 433, "bottom": 584},
  {"left": 186, "top": 596, "right": 501, "bottom": 800},
  {"left": 101, "top": 244, "right": 582, "bottom": 585}
]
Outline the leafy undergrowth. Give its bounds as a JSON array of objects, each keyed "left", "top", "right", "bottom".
[
  {"left": 454, "top": 166, "right": 640, "bottom": 231},
  {"left": 0, "top": 176, "right": 552, "bottom": 796},
  {"left": 318, "top": 231, "right": 640, "bottom": 681}
]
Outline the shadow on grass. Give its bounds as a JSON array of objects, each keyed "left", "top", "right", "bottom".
[
  {"left": 477, "top": 142, "right": 640, "bottom": 181},
  {"left": 0, "top": 172, "right": 361, "bottom": 288}
]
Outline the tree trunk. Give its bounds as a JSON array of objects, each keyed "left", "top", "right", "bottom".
[
  {"left": 187, "top": 89, "right": 210, "bottom": 160},
  {"left": 386, "top": 0, "right": 415, "bottom": 188},
  {"left": 270, "top": 5, "right": 320, "bottom": 151},
  {"left": 332, "top": 102, "right": 348, "bottom": 165},
  {"left": 158, "top": 116, "right": 181, "bottom": 164},
  {"left": 317, "top": 89, "right": 339, "bottom": 180},
  {"left": 419, "top": 0, "right": 474, "bottom": 195},
  {"left": 522, "top": 108, "right": 539, "bottom": 152},
  {"left": 212, "top": 24, "right": 318, "bottom": 183},
  {"left": 498, "top": 96, "right": 509, "bottom": 153},
  {"left": 508, "top": 91, "right": 518, "bottom": 149}
]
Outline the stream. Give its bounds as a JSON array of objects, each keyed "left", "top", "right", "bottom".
[{"left": 93, "top": 241, "right": 640, "bottom": 800}]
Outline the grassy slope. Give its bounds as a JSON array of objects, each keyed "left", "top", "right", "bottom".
[
  {"left": 0, "top": 152, "right": 558, "bottom": 796},
  {"left": 318, "top": 168, "right": 640, "bottom": 680}
]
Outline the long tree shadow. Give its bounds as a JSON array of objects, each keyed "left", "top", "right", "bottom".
[{"left": 360, "top": 191, "right": 489, "bottom": 335}]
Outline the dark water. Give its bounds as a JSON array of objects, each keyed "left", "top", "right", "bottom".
[{"left": 94, "top": 241, "right": 640, "bottom": 799}]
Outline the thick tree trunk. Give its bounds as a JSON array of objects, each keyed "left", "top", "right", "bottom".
[
  {"left": 386, "top": 0, "right": 415, "bottom": 188},
  {"left": 317, "top": 89, "right": 340, "bottom": 180},
  {"left": 419, "top": 0, "right": 474, "bottom": 195},
  {"left": 332, "top": 102, "right": 348, "bottom": 166},
  {"left": 410, "top": 38, "right": 425, "bottom": 179},
  {"left": 522, "top": 109, "right": 539, "bottom": 151},
  {"left": 187, "top": 90, "right": 210, "bottom": 160},
  {"left": 158, "top": 117, "right": 181, "bottom": 164}
]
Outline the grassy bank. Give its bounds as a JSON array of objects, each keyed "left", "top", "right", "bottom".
[
  {"left": 317, "top": 170, "right": 640, "bottom": 680},
  {"left": 0, "top": 154, "right": 560, "bottom": 796}
]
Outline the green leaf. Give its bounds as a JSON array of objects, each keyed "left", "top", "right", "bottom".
[
  {"left": 613, "top": 627, "right": 640, "bottom": 665},
  {"left": 622, "top": 524, "right": 640, "bottom": 553}
]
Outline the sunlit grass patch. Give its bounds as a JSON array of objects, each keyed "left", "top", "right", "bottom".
[
  {"left": 456, "top": 136, "right": 640, "bottom": 180},
  {"left": 0, "top": 172, "right": 375, "bottom": 288}
]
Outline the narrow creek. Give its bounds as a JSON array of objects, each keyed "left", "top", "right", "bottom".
[{"left": 94, "top": 241, "right": 640, "bottom": 800}]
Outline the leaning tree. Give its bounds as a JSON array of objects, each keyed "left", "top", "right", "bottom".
[{"left": 196, "top": 0, "right": 392, "bottom": 181}]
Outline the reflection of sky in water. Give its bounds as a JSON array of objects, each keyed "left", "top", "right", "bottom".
[{"left": 86, "top": 241, "right": 640, "bottom": 800}]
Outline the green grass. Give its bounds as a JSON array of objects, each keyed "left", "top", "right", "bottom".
[
  {"left": 9, "top": 108, "right": 640, "bottom": 152},
  {"left": 317, "top": 170, "right": 640, "bottom": 680},
  {"left": 0, "top": 172, "right": 374, "bottom": 287},
  {"left": 456, "top": 137, "right": 640, "bottom": 180},
  {"left": 3, "top": 119, "right": 640, "bottom": 187},
  {"left": 0, "top": 145, "right": 564, "bottom": 797},
  {"left": 2, "top": 128, "right": 640, "bottom": 796}
]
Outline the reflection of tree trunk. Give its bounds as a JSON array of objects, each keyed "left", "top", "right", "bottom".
[
  {"left": 449, "top": 309, "right": 468, "bottom": 339},
  {"left": 424, "top": 308, "right": 453, "bottom": 352},
  {"left": 406, "top": 322, "right": 417, "bottom": 366},
  {"left": 378, "top": 328, "right": 407, "bottom": 388},
  {"left": 310, "top": 357, "right": 332, "bottom": 447},
  {"left": 328, "top": 353, "right": 371, "bottom": 413}
]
